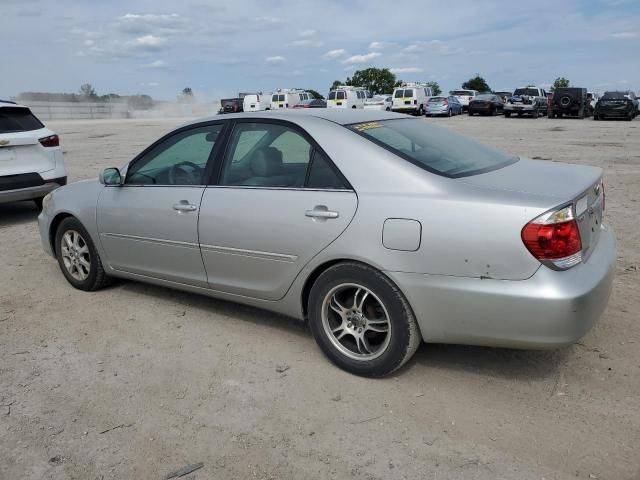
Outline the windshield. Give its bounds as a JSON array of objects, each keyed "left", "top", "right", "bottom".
[
  {"left": 514, "top": 88, "right": 539, "bottom": 96},
  {"left": 451, "top": 90, "right": 474, "bottom": 96},
  {"left": 347, "top": 118, "right": 518, "bottom": 178},
  {"left": 602, "top": 92, "right": 626, "bottom": 100}
]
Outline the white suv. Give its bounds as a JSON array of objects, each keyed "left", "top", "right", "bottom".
[
  {"left": 0, "top": 101, "right": 66, "bottom": 208},
  {"left": 450, "top": 90, "right": 478, "bottom": 112}
]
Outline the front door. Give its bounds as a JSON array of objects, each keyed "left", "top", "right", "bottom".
[
  {"left": 97, "top": 123, "right": 225, "bottom": 286},
  {"left": 198, "top": 120, "right": 357, "bottom": 300}
]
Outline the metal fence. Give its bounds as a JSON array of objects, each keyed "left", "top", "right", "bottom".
[{"left": 21, "top": 101, "right": 222, "bottom": 121}]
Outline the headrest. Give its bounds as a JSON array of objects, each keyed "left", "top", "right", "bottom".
[{"left": 251, "top": 147, "right": 283, "bottom": 177}]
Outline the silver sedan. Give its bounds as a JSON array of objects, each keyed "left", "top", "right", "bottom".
[{"left": 38, "top": 110, "right": 616, "bottom": 377}]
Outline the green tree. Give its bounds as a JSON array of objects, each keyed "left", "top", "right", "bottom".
[
  {"left": 551, "top": 77, "right": 570, "bottom": 91},
  {"left": 79, "top": 83, "right": 97, "bottom": 99},
  {"left": 306, "top": 89, "right": 324, "bottom": 100},
  {"left": 425, "top": 81, "right": 441, "bottom": 96},
  {"left": 330, "top": 79, "right": 343, "bottom": 91},
  {"left": 461, "top": 75, "right": 491, "bottom": 92},
  {"left": 348, "top": 68, "right": 397, "bottom": 94},
  {"left": 182, "top": 87, "right": 193, "bottom": 97}
]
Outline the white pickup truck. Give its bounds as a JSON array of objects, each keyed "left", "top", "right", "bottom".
[{"left": 504, "top": 86, "right": 549, "bottom": 118}]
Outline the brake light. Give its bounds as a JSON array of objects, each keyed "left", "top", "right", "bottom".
[
  {"left": 521, "top": 206, "right": 582, "bottom": 269},
  {"left": 443, "top": 99, "right": 448, "bottom": 105},
  {"left": 39, "top": 134, "right": 59, "bottom": 147}
]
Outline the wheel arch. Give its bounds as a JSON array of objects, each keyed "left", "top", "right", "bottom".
[
  {"left": 300, "top": 258, "right": 408, "bottom": 319},
  {"left": 49, "top": 212, "right": 75, "bottom": 254}
]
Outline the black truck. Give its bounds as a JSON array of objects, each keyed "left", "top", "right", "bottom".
[{"left": 548, "top": 87, "right": 591, "bottom": 118}]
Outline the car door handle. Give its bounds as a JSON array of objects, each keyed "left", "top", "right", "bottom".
[
  {"left": 173, "top": 201, "right": 198, "bottom": 212},
  {"left": 305, "top": 206, "right": 339, "bottom": 219}
]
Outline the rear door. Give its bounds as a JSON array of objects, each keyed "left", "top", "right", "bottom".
[
  {"left": 0, "top": 107, "right": 56, "bottom": 175},
  {"left": 97, "top": 122, "right": 227, "bottom": 286},
  {"left": 198, "top": 119, "right": 357, "bottom": 300}
]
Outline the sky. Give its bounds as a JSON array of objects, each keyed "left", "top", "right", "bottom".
[{"left": 2, "top": 0, "right": 640, "bottom": 101}]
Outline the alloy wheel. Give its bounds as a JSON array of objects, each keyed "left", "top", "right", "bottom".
[
  {"left": 321, "top": 283, "right": 392, "bottom": 361},
  {"left": 60, "top": 230, "right": 91, "bottom": 281}
]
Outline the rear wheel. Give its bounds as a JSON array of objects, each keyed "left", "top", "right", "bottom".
[
  {"left": 417, "top": 105, "right": 424, "bottom": 116},
  {"left": 33, "top": 197, "right": 44, "bottom": 210},
  {"left": 505, "top": 111, "right": 511, "bottom": 118},
  {"left": 55, "top": 217, "right": 111, "bottom": 291},
  {"left": 308, "top": 262, "right": 421, "bottom": 377},
  {"left": 532, "top": 109, "right": 539, "bottom": 119},
  {"left": 447, "top": 108, "right": 452, "bottom": 117}
]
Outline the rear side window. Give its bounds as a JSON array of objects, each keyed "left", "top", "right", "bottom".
[
  {"left": 348, "top": 118, "right": 518, "bottom": 178},
  {"left": 307, "top": 150, "right": 347, "bottom": 189},
  {"left": 0, "top": 107, "right": 44, "bottom": 133},
  {"left": 336, "top": 91, "right": 346, "bottom": 100}
]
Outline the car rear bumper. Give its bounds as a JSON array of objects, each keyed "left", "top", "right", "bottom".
[
  {"left": 505, "top": 104, "right": 536, "bottom": 112},
  {"left": 426, "top": 106, "right": 448, "bottom": 114},
  {"left": 392, "top": 106, "right": 419, "bottom": 113},
  {"left": 0, "top": 175, "right": 66, "bottom": 204},
  {"left": 387, "top": 224, "right": 616, "bottom": 349}
]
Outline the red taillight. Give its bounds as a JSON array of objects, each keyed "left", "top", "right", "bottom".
[
  {"left": 39, "top": 134, "right": 59, "bottom": 148},
  {"left": 443, "top": 99, "right": 448, "bottom": 105},
  {"left": 468, "top": 96, "right": 473, "bottom": 100},
  {"left": 521, "top": 206, "right": 582, "bottom": 269}
]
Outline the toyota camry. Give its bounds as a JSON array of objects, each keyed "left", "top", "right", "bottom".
[{"left": 38, "top": 110, "right": 615, "bottom": 377}]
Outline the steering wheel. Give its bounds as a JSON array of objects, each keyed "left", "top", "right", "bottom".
[{"left": 168, "top": 161, "right": 202, "bottom": 185}]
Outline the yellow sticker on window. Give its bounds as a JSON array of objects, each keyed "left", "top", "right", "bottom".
[{"left": 353, "top": 122, "right": 383, "bottom": 131}]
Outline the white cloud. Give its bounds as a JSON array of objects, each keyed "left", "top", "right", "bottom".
[
  {"left": 117, "top": 13, "right": 184, "bottom": 34},
  {"left": 143, "top": 60, "right": 169, "bottom": 69},
  {"left": 84, "top": 39, "right": 94, "bottom": 46},
  {"left": 368, "top": 41, "right": 384, "bottom": 50},
  {"left": 299, "top": 29, "right": 317, "bottom": 38},
  {"left": 402, "top": 40, "right": 460, "bottom": 56},
  {"left": 289, "top": 39, "right": 323, "bottom": 47},
  {"left": 265, "top": 55, "right": 286, "bottom": 64},
  {"left": 133, "top": 35, "right": 167, "bottom": 48},
  {"left": 342, "top": 52, "right": 380, "bottom": 65},
  {"left": 610, "top": 31, "right": 638, "bottom": 38},
  {"left": 390, "top": 67, "right": 423, "bottom": 74},
  {"left": 323, "top": 48, "right": 346, "bottom": 59}
]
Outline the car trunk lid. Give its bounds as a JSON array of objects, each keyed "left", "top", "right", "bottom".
[
  {"left": 461, "top": 158, "right": 605, "bottom": 262},
  {"left": 0, "top": 129, "right": 57, "bottom": 175}
]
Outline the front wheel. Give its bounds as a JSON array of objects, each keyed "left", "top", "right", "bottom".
[
  {"left": 308, "top": 262, "right": 421, "bottom": 377},
  {"left": 55, "top": 217, "right": 111, "bottom": 291}
]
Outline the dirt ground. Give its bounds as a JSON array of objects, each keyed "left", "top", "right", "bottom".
[{"left": 1, "top": 114, "right": 639, "bottom": 480}]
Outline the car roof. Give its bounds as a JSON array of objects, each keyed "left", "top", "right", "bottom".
[
  {"left": 0, "top": 100, "right": 28, "bottom": 108},
  {"left": 188, "top": 109, "right": 402, "bottom": 127}
]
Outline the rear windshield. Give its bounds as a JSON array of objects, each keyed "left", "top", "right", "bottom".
[
  {"left": 475, "top": 94, "right": 495, "bottom": 100},
  {"left": 602, "top": 92, "right": 626, "bottom": 100},
  {"left": 514, "top": 88, "right": 539, "bottom": 96},
  {"left": 0, "top": 107, "right": 44, "bottom": 133},
  {"left": 347, "top": 118, "right": 518, "bottom": 178},
  {"left": 336, "top": 91, "right": 346, "bottom": 100},
  {"left": 428, "top": 97, "right": 445, "bottom": 102},
  {"left": 451, "top": 90, "right": 474, "bottom": 96}
]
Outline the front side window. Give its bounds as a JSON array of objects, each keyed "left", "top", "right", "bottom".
[
  {"left": 348, "top": 118, "right": 517, "bottom": 178},
  {"left": 220, "top": 122, "right": 347, "bottom": 189},
  {"left": 126, "top": 124, "right": 222, "bottom": 185}
]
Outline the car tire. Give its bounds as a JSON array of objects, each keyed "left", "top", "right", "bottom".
[
  {"left": 532, "top": 109, "right": 539, "bottom": 119},
  {"left": 468, "top": 111, "right": 473, "bottom": 116},
  {"left": 447, "top": 108, "right": 452, "bottom": 117},
  {"left": 33, "top": 197, "right": 44, "bottom": 210},
  {"left": 417, "top": 106, "right": 424, "bottom": 116},
  {"left": 55, "top": 217, "right": 111, "bottom": 292},
  {"left": 308, "top": 262, "right": 421, "bottom": 377},
  {"left": 505, "top": 112, "right": 511, "bottom": 118}
]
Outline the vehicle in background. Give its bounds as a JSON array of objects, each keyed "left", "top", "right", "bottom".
[
  {"left": 327, "top": 86, "right": 367, "bottom": 109},
  {"left": 0, "top": 101, "right": 66, "bottom": 208},
  {"left": 392, "top": 83, "right": 433, "bottom": 115},
  {"left": 39, "top": 109, "right": 615, "bottom": 377},
  {"left": 364, "top": 95, "right": 392, "bottom": 111},
  {"left": 292, "top": 99, "right": 327, "bottom": 108},
  {"left": 450, "top": 90, "right": 478, "bottom": 112},
  {"left": 243, "top": 94, "right": 271, "bottom": 112},
  {"left": 270, "top": 89, "right": 310, "bottom": 109},
  {"left": 548, "top": 88, "right": 590, "bottom": 118},
  {"left": 594, "top": 91, "right": 638, "bottom": 121},
  {"left": 425, "top": 96, "right": 462, "bottom": 117},
  {"left": 623, "top": 90, "right": 639, "bottom": 113},
  {"left": 219, "top": 98, "right": 244, "bottom": 114},
  {"left": 504, "top": 86, "right": 548, "bottom": 118},
  {"left": 493, "top": 91, "right": 513, "bottom": 103},
  {"left": 468, "top": 94, "right": 504, "bottom": 116},
  {"left": 587, "top": 92, "right": 599, "bottom": 112}
]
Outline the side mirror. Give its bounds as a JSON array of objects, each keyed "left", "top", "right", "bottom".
[{"left": 99, "top": 167, "right": 122, "bottom": 186}]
